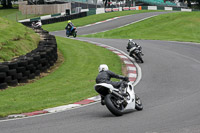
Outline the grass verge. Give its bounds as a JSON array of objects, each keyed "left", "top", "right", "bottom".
[
  {"left": 82, "top": 12, "right": 200, "bottom": 43},
  {"left": 0, "top": 8, "right": 46, "bottom": 21},
  {"left": 0, "top": 37, "right": 123, "bottom": 117},
  {"left": 0, "top": 17, "right": 40, "bottom": 62},
  {"left": 42, "top": 10, "right": 159, "bottom": 32}
]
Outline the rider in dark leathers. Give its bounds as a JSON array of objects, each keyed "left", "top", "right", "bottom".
[
  {"left": 96, "top": 64, "right": 129, "bottom": 105},
  {"left": 65, "top": 20, "right": 74, "bottom": 36},
  {"left": 96, "top": 70, "right": 128, "bottom": 89},
  {"left": 127, "top": 39, "right": 143, "bottom": 57}
]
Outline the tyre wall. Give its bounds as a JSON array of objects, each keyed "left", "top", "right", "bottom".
[{"left": 0, "top": 28, "right": 58, "bottom": 90}]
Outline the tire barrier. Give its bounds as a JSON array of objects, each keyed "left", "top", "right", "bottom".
[{"left": 0, "top": 28, "right": 58, "bottom": 90}]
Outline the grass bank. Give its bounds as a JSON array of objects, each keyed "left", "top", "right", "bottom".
[
  {"left": 83, "top": 12, "right": 200, "bottom": 43},
  {"left": 0, "top": 17, "right": 40, "bottom": 62},
  {"left": 0, "top": 8, "right": 46, "bottom": 21},
  {"left": 0, "top": 37, "right": 122, "bottom": 117},
  {"left": 42, "top": 10, "right": 159, "bottom": 32}
]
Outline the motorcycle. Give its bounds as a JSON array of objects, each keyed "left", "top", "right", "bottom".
[
  {"left": 128, "top": 46, "right": 144, "bottom": 63},
  {"left": 31, "top": 21, "right": 42, "bottom": 29},
  {"left": 94, "top": 81, "right": 143, "bottom": 116},
  {"left": 66, "top": 27, "right": 77, "bottom": 38}
]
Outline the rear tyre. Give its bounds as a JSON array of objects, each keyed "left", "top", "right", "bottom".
[
  {"left": 0, "top": 83, "right": 7, "bottom": 90},
  {"left": 104, "top": 94, "right": 124, "bottom": 116}
]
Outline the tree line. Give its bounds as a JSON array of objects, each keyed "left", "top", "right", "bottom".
[{"left": 1, "top": 0, "right": 200, "bottom": 9}]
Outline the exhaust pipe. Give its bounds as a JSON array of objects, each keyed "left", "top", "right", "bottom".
[{"left": 111, "top": 91, "right": 124, "bottom": 100}]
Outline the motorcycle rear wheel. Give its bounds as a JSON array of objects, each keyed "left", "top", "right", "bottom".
[{"left": 104, "top": 94, "right": 124, "bottom": 116}]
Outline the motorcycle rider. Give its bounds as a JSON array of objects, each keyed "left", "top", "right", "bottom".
[
  {"left": 65, "top": 20, "right": 74, "bottom": 37},
  {"left": 32, "top": 20, "right": 42, "bottom": 29},
  {"left": 96, "top": 64, "right": 129, "bottom": 105},
  {"left": 127, "top": 39, "right": 143, "bottom": 57}
]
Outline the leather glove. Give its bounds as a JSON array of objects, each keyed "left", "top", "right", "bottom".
[{"left": 124, "top": 76, "right": 129, "bottom": 82}]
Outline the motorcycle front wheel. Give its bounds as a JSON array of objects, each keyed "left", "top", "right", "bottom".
[
  {"left": 104, "top": 94, "right": 125, "bottom": 116},
  {"left": 135, "top": 94, "right": 143, "bottom": 111},
  {"left": 73, "top": 31, "right": 77, "bottom": 38},
  {"left": 137, "top": 53, "right": 144, "bottom": 63}
]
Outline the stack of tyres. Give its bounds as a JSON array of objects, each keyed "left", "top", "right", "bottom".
[
  {"left": 0, "top": 65, "right": 9, "bottom": 89},
  {"left": 0, "top": 28, "right": 58, "bottom": 89},
  {"left": 16, "top": 56, "right": 29, "bottom": 83},
  {"left": 3, "top": 61, "right": 19, "bottom": 86}
]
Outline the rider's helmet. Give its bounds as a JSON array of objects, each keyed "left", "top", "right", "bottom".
[
  {"left": 68, "top": 20, "right": 71, "bottom": 23},
  {"left": 99, "top": 64, "right": 109, "bottom": 72},
  {"left": 128, "top": 39, "right": 137, "bottom": 46},
  {"left": 128, "top": 39, "right": 133, "bottom": 46},
  {"left": 128, "top": 39, "right": 133, "bottom": 43}
]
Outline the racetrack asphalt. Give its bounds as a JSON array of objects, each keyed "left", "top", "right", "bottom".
[
  {"left": 1, "top": 11, "right": 200, "bottom": 133},
  {"left": 51, "top": 11, "right": 171, "bottom": 36}
]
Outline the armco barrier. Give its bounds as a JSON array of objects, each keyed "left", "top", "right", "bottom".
[
  {"left": 20, "top": 12, "right": 87, "bottom": 27},
  {"left": 0, "top": 28, "right": 58, "bottom": 90},
  {"left": 87, "top": 8, "right": 96, "bottom": 16}
]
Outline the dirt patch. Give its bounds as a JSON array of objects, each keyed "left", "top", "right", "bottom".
[{"left": 121, "top": 60, "right": 128, "bottom": 76}]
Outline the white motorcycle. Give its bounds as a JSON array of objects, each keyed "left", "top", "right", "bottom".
[{"left": 94, "top": 81, "right": 143, "bottom": 116}]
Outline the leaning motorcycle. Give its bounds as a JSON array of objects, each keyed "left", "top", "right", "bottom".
[
  {"left": 94, "top": 81, "right": 143, "bottom": 116},
  {"left": 128, "top": 47, "right": 144, "bottom": 63},
  {"left": 31, "top": 22, "right": 41, "bottom": 29},
  {"left": 66, "top": 27, "right": 77, "bottom": 38}
]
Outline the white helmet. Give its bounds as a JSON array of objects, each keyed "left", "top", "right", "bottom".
[
  {"left": 99, "top": 64, "right": 109, "bottom": 72},
  {"left": 129, "top": 39, "right": 133, "bottom": 43}
]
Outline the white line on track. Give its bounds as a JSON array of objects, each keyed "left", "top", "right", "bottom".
[{"left": 81, "top": 15, "right": 157, "bottom": 35}]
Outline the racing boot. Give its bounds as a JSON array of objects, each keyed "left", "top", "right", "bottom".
[{"left": 100, "top": 96, "right": 105, "bottom": 105}]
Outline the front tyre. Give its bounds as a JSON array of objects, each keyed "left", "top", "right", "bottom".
[
  {"left": 137, "top": 53, "right": 144, "bottom": 63},
  {"left": 135, "top": 94, "right": 143, "bottom": 111},
  {"left": 73, "top": 31, "right": 77, "bottom": 38},
  {"left": 104, "top": 94, "right": 124, "bottom": 116}
]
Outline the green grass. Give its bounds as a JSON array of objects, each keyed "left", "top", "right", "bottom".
[
  {"left": 2, "top": 10, "right": 199, "bottom": 117},
  {"left": 42, "top": 10, "right": 159, "bottom": 31},
  {"left": 0, "top": 37, "right": 123, "bottom": 117},
  {"left": 0, "top": 8, "right": 46, "bottom": 21},
  {"left": 82, "top": 12, "right": 200, "bottom": 43},
  {"left": 0, "top": 17, "right": 40, "bottom": 62}
]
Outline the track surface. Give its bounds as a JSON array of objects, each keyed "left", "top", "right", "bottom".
[
  {"left": 51, "top": 11, "right": 170, "bottom": 36},
  {"left": 1, "top": 12, "right": 200, "bottom": 133}
]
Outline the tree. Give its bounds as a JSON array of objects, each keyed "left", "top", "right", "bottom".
[
  {"left": 1, "top": 0, "right": 12, "bottom": 8},
  {"left": 180, "top": 0, "right": 200, "bottom": 8}
]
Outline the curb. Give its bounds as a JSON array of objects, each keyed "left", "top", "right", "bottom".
[{"left": 7, "top": 40, "right": 137, "bottom": 119}]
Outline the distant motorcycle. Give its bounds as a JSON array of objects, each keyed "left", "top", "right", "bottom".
[
  {"left": 94, "top": 80, "right": 143, "bottom": 116},
  {"left": 31, "top": 21, "right": 42, "bottom": 29},
  {"left": 128, "top": 46, "right": 144, "bottom": 63},
  {"left": 66, "top": 27, "right": 77, "bottom": 38}
]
